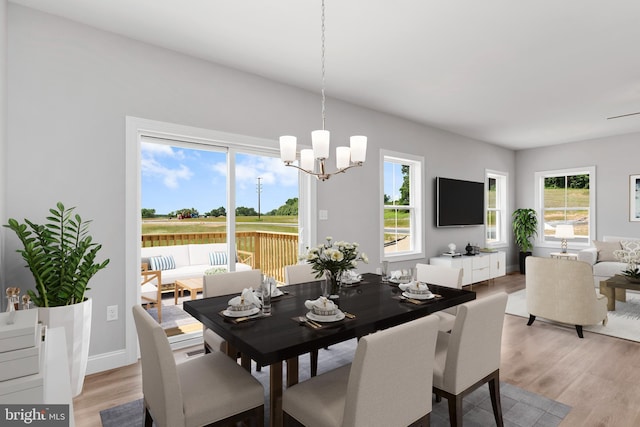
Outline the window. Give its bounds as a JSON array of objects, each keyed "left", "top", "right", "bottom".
[
  {"left": 486, "top": 170, "right": 507, "bottom": 246},
  {"left": 535, "top": 166, "right": 596, "bottom": 247},
  {"left": 380, "top": 150, "right": 424, "bottom": 261}
]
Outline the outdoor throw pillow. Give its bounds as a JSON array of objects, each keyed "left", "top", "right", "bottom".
[
  {"left": 149, "top": 255, "right": 176, "bottom": 271},
  {"left": 593, "top": 240, "right": 622, "bottom": 262},
  {"left": 209, "top": 251, "right": 228, "bottom": 266}
]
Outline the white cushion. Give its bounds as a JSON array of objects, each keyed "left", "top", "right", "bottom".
[
  {"left": 188, "top": 243, "right": 228, "bottom": 265},
  {"left": 142, "top": 245, "right": 190, "bottom": 268}
]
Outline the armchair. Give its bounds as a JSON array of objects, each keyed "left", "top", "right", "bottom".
[{"left": 525, "top": 257, "right": 608, "bottom": 338}]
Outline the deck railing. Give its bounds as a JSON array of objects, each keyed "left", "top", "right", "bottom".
[{"left": 141, "top": 231, "right": 299, "bottom": 283}]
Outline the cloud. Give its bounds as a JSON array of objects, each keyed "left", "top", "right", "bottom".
[{"left": 141, "top": 144, "right": 193, "bottom": 189}]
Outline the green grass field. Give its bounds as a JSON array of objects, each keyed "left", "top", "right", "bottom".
[{"left": 142, "top": 216, "right": 298, "bottom": 234}]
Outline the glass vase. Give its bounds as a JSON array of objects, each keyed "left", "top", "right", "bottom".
[{"left": 325, "top": 270, "right": 340, "bottom": 299}]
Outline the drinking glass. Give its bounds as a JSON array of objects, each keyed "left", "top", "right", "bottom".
[
  {"left": 381, "top": 261, "right": 389, "bottom": 282},
  {"left": 261, "top": 277, "right": 272, "bottom": 315},
  {"left": 320, "top": 277, "right": 329, "bottom": 297}
]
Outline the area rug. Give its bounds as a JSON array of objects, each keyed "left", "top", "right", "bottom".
[
  {"left": 506, "top": 289, "right": 640, "bottom": 342},
  {"left": 101, "top": 339, "right": 570, "bottom": 427}
]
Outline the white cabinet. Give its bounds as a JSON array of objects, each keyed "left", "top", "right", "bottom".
[{"left": 429, "top": 251, "right": 505, "bottom": 286}]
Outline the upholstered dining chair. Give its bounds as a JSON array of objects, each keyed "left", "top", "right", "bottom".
[
  {"left": 284, "top": 263, "right": 322, "bottom": 377},
  {"left": 284, "top": 263, "right": 317, "bottom": 285},
  {"left": 432, "top": 292, "right": 508, "bottom": 427},
  {"left": 140, "top": 263, "right": 163, "bottom": 323},
  {"left": 132, "top": 305, "right": 264, "bottom": 427},
  {"left": 283, "top": 314, "right": 440, "bottom": 427},
  {"left": 416, "top": 263, "right": 463, "bottom": 331},
  {"left": 202, "top": 269, "right": 262, "bottom": 353}
]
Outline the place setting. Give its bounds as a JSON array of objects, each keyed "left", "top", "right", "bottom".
[
  {"left": 293, "top": 296, "right": 356, "bottom": 330},
  {"left": 339, "top": 270, "right": 364, "bottom": 288},
  {"left": 394, "top": 281, "right": 443, "bottom": 305}
]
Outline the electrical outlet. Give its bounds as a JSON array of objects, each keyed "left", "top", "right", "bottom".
[
  {"left": 107, "top": 305, "right": 118, "bottom": 321},
  {"left": 319, "top": 210, "right": 328, "bottom": 220}
]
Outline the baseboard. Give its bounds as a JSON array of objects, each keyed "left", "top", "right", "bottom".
[{"left": 86, "top": 349, "right": 136, "bottom": 375}]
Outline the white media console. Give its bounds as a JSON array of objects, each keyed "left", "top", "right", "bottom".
[{"left": 429, "top": 251, "right": 506, "bottom": 287}]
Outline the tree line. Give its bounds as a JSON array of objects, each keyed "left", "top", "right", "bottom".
[{"left": 141, "top": 198, "right": 298, "bottom": 218}]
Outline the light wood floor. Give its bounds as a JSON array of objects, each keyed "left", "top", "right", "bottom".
[{"left": 74, "top": 273, "right": 640, "bottom": 427}]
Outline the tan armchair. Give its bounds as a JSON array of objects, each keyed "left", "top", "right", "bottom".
[{"left": 525, "top": 257, "right": 608, "bottom": 338}]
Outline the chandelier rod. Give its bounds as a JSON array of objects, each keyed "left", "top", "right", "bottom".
[{"left": 320, "top": 0, "right": 326, "bottom": 131}]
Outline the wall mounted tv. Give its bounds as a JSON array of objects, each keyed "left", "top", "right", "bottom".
[{"left": 436, "top": 177, "right": 485, "bottom": 227}]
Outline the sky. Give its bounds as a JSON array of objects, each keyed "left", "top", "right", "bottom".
[{"left": 141, "top": 142, "right": 299, "bottom": 215}]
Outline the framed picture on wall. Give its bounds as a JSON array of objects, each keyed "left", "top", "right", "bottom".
[{"left": 631, "top": 174, "right": 640, "bottom": 222}]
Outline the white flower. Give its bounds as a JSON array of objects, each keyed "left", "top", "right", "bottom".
[
  {"left": 326, "top": 236, "right": 333, "bottom": 241},
  {"left": 361, "top": 253, "right": 369, "bottom": 263},
  {"left": 351, "top": 260, "right": 357, "bottom": 267}
]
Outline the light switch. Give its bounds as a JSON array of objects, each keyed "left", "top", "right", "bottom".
[{"left": 319, "top": 210, "right": 328, "bottom": 220}]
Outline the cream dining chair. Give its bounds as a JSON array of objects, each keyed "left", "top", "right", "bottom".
[
  {"left": 432, "top": 292, "right": 508, "bottom": 427},
  {"left": 416, "top": 263, "right": 463, "bottom": 331},
  {"left": 132, "top": 305, "right": 264, "bottom": 427},
  {"left": 284, "top": 263, "right": 322, "bottom": 377},
  {"left": 283, "top": 314, "right": 440, "bottom": 427},
  {"left": 202, "top": 269, "right": 262, "bottom": 354}
]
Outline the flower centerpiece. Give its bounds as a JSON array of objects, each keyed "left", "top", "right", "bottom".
[{"left": 300, "top": 236, "right": 368, "bottom": 297}]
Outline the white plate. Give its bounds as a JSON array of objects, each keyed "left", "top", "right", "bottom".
[
  {"left": 272, "top": 288, "right": 284, "bottom": 297},
  {"left": 306, "top": 310, "right": 346, "bottom": 323},
  {"left": 223, "top": 307, "right": 260, "bottom": 317},
  {"left": 402, "top": 291, "right": 435, "bottom": 300},
  {"left": 341, "top": 278, "right": 361, "bottom": 285},
  {"left": 390, "top": 278, "right": 411, "bottom": 284}
]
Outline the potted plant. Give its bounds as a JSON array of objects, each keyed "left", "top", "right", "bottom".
[
  {"left": 5, "top": 202, "right": 109, "bottom": 396},
  {"left": 512, "top": 208, "right": 538, "bottom": 274}
]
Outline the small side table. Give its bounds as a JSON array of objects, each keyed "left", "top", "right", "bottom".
[
  {"left": 174, "top": 278, "right": 204, "bottom": 304},
  {"left": 550, "top": 252, "right": 578, "bottom": 260}
]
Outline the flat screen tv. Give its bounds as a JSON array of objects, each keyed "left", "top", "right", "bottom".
[{"left": 436, "top": 177, "right": 485, "bottom": 227}]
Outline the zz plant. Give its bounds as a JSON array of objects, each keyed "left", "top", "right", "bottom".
[{"left": 5, "top": 202, "right": 110, "bottom": 307}]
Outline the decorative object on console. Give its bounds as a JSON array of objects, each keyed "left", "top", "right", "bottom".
[
  {"left": 279, "top": 0, "right": 366, "bottom": 181},
  {"left": 554, "top": 224, "right": 575, "bottom": 253},
  {"left": 464, "top": 242, "right": 475, "bottom": 256},
  {"left": 448, "top": 243, "right": 456, "bottom": 253},
  {"left": 512, "top": 208, "right": 538, "bottom": 274}
]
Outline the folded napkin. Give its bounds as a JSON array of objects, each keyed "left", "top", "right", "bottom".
[
  {"left": 399, "top": 281, "right": 430, "bottom": 293},
  {"left": 228, "top": 287, "right": 262, "bottom": 308},
  {"left": 341, "top": 270, "right": 362, "bottom": 281},
  {"left": 389, "top": 269, "right": 411, "bottom": 280},
  {"left": 304, "top": 296, "right": 336, "bottom": 311}
]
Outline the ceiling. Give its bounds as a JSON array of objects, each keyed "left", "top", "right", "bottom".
[{"left": 9, "top": 0, "right": 640, "bottom": 150}]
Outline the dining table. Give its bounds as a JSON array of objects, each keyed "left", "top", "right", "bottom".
[{"left": 183, "top": 272, "right": 475, "bottom": 427}]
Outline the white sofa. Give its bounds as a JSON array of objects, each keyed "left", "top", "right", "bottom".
[
  {"left": 577, "top": 235, "right": 639, "bottom": 286},
  {"left": 141, "top": 243, "right": 253, "bottom": 286}
]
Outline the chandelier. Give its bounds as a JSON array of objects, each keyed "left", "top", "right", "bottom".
[{"left": 279, "top": 0, "right": 367, "bottom": 181}]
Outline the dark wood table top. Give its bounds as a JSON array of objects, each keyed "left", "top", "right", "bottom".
[{"left": 184, "top": 272, "right": 475, "bottom": 366}]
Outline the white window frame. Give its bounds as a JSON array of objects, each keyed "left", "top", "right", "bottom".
[
  {"left": 485, "top": 169, "right": 508, "bottom": 247},
  {"left": 379, "top": 150, "right": 425, "bottom": 262},
  {"left": 534, "top": 166, "right": 596, "bottom": 248},
  {"left": 125, "top": 116, "right": 315, "bottom": 365}
]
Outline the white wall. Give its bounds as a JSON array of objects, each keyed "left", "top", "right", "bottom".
[
  {"left": 515, "top": 132, "right": 640, "bottom": 256},
  {"left": 5, "top": 4, "right": 515, "bottom": 371}
]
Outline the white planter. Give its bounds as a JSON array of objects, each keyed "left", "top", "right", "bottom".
[{"left": 38, "top": 298, "right": 91, "bottom": 397}]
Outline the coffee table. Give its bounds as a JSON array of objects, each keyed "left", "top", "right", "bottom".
[
  {"left": 174, "top": 278, "right": 203, "bottom": 304},
  {"left": 600, "top": 275, "right": 640, "bottom": 310}
]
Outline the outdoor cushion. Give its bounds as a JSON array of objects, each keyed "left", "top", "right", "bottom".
[
  {"left": 149, "top": 255, "right": 176, "bottom": 271},
  {"left": 209, "top": 251, "right": 228, "bottom": 266}
]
